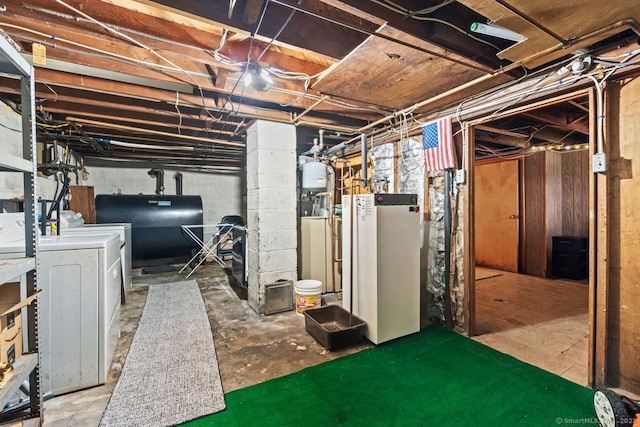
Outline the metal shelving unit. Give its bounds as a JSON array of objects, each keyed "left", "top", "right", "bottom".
[{"left": 0, "top": 35, "right": 42, "bottom": 424}]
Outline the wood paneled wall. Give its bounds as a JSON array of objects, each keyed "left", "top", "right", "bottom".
[
  {"left": 483, "top": 149, "right": 588, "bottom": 278},
  {"left": 545, "top": 151, "right": 563, "bottom": 276},
  {"left": 604, "top": 77, "right": 640, "bottom": 394},
  {"left": 561, "top": 151, "right": 590, "bottom": 237},
  {"left": 542, "top": 150, "right": 589, "bottom": 277},
  {"left": 523, "top": 152, "right": 546, "bottom": 277}
]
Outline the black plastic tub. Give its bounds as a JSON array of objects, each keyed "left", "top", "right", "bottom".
[{"left": 304, "top": 305, "right": 366, "bottom": 350}]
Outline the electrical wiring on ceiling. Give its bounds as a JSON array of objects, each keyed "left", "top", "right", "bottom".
[
  {"left": 210, "top": 29, "right": 243, "bottom": 67},
  {"left": 23, "top": 0, "right": 322, "bottom": 96},
  {"left": 249, "top": 0, "right": 333, "bottom": 110},
  {"left": 255, "top": 0, "right": 301, "bottom": 63},
  {"left": 362, "top": 46, "right": 640, "bottom": 161},
  {"left": 596, "top": 48, "right": 640, "bottom": 82},
  {"left": 21, "top": 2, "right": 226, "bottom": 59},
  {"left": 23, "top": 0, "right": 635, "bottom": 156},
  {"left": 207, "top": 0, "right": 387, "bottom": 132},
  {"left": 475, "top": 143, "right": 525, "bottom": 160},
  {"left": 51, "top": 0, "right": 228, "bottom": 124},
  {"left": 1, "top": 99, "right": 70, "bottom": 132},
  {"left": 53, "top": 0, "right": 200, "bottom": 83},
  {"left": 369, "top": 0, "right": 502, "bottom": 51},
  {"left": 2, "top": 23, "right": 371, "bottom": 134},
  {"left": 0, "top": 25, "right": 191, "bottom": 76},
  {"left": 211, "top": 0, "right": 271, "bottom": 139},
  {"left": 405, "top": 0, "right": 456, "bottom": 17}
]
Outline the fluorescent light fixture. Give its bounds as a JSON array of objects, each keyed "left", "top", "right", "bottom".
[{"left": 470, "top": 22, "right": 525, "bottom": 42}]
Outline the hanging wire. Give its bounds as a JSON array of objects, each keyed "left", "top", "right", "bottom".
[
  {"left": 369, "top": 0, "right": 501, "bottom": 51},
  {"left": 51, "top": 0, "right": 222, "bottom": 123},
  {"left": 256, "top": 0, "right": 301, "bottom": 62}
]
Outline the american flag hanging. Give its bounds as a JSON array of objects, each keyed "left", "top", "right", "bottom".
[{"left": 422, "top": 116, "right": 455, "bottom": 172}]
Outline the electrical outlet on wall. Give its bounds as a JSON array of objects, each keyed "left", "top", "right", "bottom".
[
  {"left": 455, "top": 169, "right": 466, "bottom": 184},
  {"left": 593, "top": 152, "right": 607, "bottom": 173}
]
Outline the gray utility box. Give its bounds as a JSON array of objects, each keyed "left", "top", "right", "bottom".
[{"left": 264, "top": 281, "right": 294, "bottom": 315}]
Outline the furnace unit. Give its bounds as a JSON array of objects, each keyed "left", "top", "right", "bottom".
[{"left": 342, "top": 193, "right": 421, "bottom": 344}]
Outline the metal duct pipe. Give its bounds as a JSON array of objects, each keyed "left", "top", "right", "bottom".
[
  {"left": 324, "top": 141, "right": 346, "bottom": 156},
  {"left": 148, "top": 168, "right": 164, "bottom": 195},
  {"left": 174, "top": 171, "right": 183, "bottom": 195},
  {"left": 360, "top": 134, "right": 367, "bottom": 187}
]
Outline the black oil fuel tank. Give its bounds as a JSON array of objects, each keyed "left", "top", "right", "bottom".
[{"left": 95, "top": 194, "right": 203, "bottom": 261}]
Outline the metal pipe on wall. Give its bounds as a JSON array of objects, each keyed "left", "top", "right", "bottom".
[
  {"left": 360, "top": 134, "right": 368, "bottom": 187},
  {"left": 174, "top": 171, "right": 183, "bottom": 195},
  {"left": 148, "top": 168, "right": 164, "bottom": 195}
]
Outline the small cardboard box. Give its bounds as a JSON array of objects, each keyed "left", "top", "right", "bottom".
[
  {"left": 0, "top": 283, "right": 41, "bottom": 364},
  {"left": 0, "top": 282, "right": 21, "bottom": 364}
]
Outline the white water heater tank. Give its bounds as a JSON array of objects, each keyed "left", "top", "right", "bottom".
[{"left": 302, "top": 161, "right": 327, "bottom": 190}]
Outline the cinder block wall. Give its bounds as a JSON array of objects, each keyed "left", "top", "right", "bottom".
[
  {"left": 85, "top": 167, "right": 245, "bottom": 225},
  {"left": 246, "top": 120, "right": 297, "bottom": 314}
]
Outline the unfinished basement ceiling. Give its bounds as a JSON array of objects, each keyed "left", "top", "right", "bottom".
[
  {"left": 474, "top": 95, "right": 591, "bottom": 160},
  {"left": 0, "top": 0, "right": 638, "bottom": 170}
]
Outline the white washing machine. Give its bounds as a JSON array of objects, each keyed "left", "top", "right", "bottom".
[
  {"left": 0, "top": 215, "right": 121, "bottom": 395},
  {"left": 62, "top": 223, "right": 132, "bottom": 298}
]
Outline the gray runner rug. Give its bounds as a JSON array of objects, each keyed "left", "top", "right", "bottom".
[{"left": 100, "top": 280, "right": 226, "bottom": 427}]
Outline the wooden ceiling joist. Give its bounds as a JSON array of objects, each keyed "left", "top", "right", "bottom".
[
  {"left": 66, "top": 117, "right": 246, "bottom": 147},
  {"left": 0, "top": 0, "right": 636, "bottom": 167}
]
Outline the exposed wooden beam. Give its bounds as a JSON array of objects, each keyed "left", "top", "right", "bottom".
[
  {"left": 475, "top": 125, "right": 528, "bottom": 138},
  {"left": 42, "top": 105, "right": 244, "bottom": 137},
  {"left": 317, "top": 0, "right": 506, "bottom": 71},
  {"left": 144, "top": 0, "right": 370, "bottom": 60},
  {"left": 475, "top": 130, "right": 529, "bottom": 147},
  {"left": 66, "top": 117, "right": 246, "bottom": 147},
  {"left": 522, "top": 109, "right": 590, "bottom": 135},
  {"left": 68, "top": 131, "right": 244, "bottom": 152},
  {"left": 26, "top": 69, "right": 364, "bottom": 127},
  {"left": 569, "top": 100, "right": 590, "bottom": 113},
  {"left": 0, "top": 75, "right": 244, "bottom": 131},
  {"left": 0, "top": 4, "right": 332, "bottom": 75},
  {"left": 214, "top": 68, "right": 229, "bottom": 89}
]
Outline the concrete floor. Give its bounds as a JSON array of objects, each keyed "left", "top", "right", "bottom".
[
  {"left": 42, "top": 263, "right": 371, "bottom": 426},
  {"left": 41, "top": 265, "right": 599, "bottom": 425}
]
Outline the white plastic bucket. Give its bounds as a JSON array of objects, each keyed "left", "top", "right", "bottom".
[{"left": 294, "top": 279, "right": 322, "bottom": 317}]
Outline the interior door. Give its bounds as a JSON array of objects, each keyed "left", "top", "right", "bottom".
[{"left": 475, "top": 160, "right": 520, "bottom": 272}]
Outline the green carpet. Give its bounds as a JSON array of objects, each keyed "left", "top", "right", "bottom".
[{"left": 186, "top": 325, "right": 595, "bottom": 426}]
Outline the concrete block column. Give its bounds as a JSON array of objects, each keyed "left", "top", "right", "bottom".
[{"left": 246, "top": 120, "right": 297, "bottom": 314}]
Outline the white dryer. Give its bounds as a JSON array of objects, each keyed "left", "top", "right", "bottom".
[
  {"left": 62, "top": 223, "right": 132, "bottom": 298},
  {"left": 0, "top": 226, "right": 121, "bottom": 395}
]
